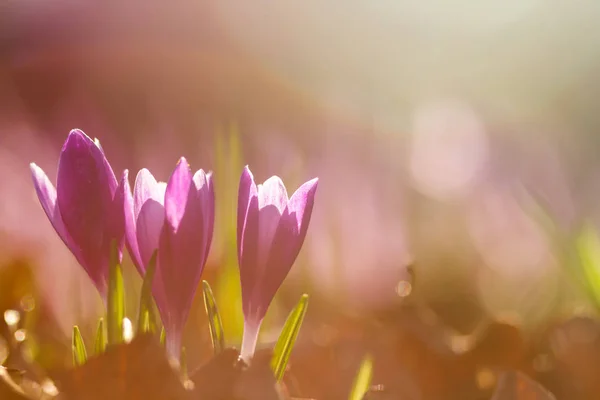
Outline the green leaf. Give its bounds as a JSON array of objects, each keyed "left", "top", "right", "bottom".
[
  {"left": 107, "top": 241, "right": 125, "bottom": 346},
  {"left": 140, "top": 310, "right": 151, "bottom": 334},
  {"left": 137, "top": 251, "right": 158, "bottom": 334},
  {"left": 94, "top": 318, "right": 106, "bottom": 355},
  {"left": 270, "top": 294, "right": 309, "bottom": 381},
  {"left": 202, "top": 280, "right": 225, "bottom": 355},
  {"left": 72, "top": 326, "right": 88, "bottom": 366},
  {"left": 576, "top": 225, "right": 600, "bottom": 308},
  {"left": 348, "top": 354, "right": 374, "bottom": 400},
  {"left": 159, "top": 327, "right": 166, "bottom": 347}
]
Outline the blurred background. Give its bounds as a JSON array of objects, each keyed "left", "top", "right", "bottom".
[{"left": 3, "top": 1, "right": 600, "bottom": 399}]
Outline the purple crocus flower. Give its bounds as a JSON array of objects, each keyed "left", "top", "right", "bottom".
[
  {"left": 237, "top": 166, "right": 318, "bottom": 361},
  {"left": 124, "top": 157, "right": 214, "bottom": 359},
  {"left": 30, "top": 129, "right": 126, "bottom": 300}
]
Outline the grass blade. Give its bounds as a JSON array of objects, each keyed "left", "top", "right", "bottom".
[
  {"left": 107, "top": 240, "right": 125, "bottom": 345},
  {"left": 576, "top": 225, "right": 600, "bottom": 308},
  {"left": 202, "top": 280, "right": 225, "bottom": 355},
  {"left": 137, "top": 251, "right": 158, "bottom": 334},
  {"left": 349, "top": 354, "right": 373, "bottom": 400},
  {"left": 140, "top": 309, "right": 151, "bottom": 334},
  {"left": 180, "top": 347, "right": 188, "bottom": 381},
  {"left": 160, "top": 327, "right": 166, "bottom": 347},
  {"left": 94, "top": 318, "right": 106, "bottom": 355},
  {"left": 271, "top": 294, "right": 309, "bottom": 381},
  {"left": 72, "top": 326, "right": 87, "bottom": 366}
]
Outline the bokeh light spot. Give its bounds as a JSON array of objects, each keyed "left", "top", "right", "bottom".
[
  {"left": 122, "top": 318, "right": 133, "bottom": 343},
  {"left": 396, "top": 280, "right": 412, "bottom": 297},
  {"left": 4, "top": 310, "right": 20, "bottom": 327},
  {"left": 14, "top": 329, "right": 26, "bottom": 342},
  {"left": 409, "top": 100, "right": 489, "bottom": 201}
]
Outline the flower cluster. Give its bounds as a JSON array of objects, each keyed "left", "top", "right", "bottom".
[{"left": 30, "top": 129, "right": 318, "bottom": 360}]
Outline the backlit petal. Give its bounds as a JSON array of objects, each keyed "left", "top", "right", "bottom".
[
  {"left": 30, "top": 163, "right": 83, "bottom": 264},
  {"left": 257, "top": 176, "right": 288, "bottom": 212},
  {"left": 237, "top": 166, "right": 257, "bottom": 261},
  {"left": 133, "top": 169, "right": 166, "bottom": 270},
  {"left": 252, "top": 178, "right": 318, "bottom": 321},
  {"left": 134, "top": 168, "right": 163, "bottom": 221},
  {"left": 194, "top": 169, "right": 214, "bottom": 261},
  {"left": 123, "top": 171, "right": 144, "bottom": 274},
  {"left": 56, "top": 129, "right": 116, "bottom": 294},
  {"left": 155, "top": 158, "right": 210, "bottom": 358},
  {"left": 137, "top": 198, "right": 165, "bottom": 269},
  {"left": 163, "top": 157, "right": 193, "bottom": 232}
]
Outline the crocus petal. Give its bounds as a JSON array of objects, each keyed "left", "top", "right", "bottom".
[
  {"left": 269, "top": 178, "right": 319, "bottom": 275},
  {"left": 257, "top": 176, "right": 288, "bottom": 212},
  {"left": 156, "top": 158, "right": 210, "bottom": 358},
  {"left": 137, "top": 200, "right": 165, "bottom": 268},
  {"left": 134, "top": 169, "right": 166, "bottom": 269},
  {"left": 240, "top": 320, "right": 261, "bottom": 362},
  {"left": 123, "top": 171, "right": 144, "bottom": 274},
  {"left": 286, "top": 178, "right": 319, "bottom": 234},
  {"left": 30, "top": 163, "right": 84, "bottom": 265},
  {"left": 163, "top": 158, "right": 194, "bottom": 231},
  {"left": 193, "top": 169, "right": 214, "bottom": 262},
  {"left": 56, "top": 129, "right": 117, "bottom": 295},
  {"left": 253, "top": 178, "right": 319, "bottom": 321},
  {"left": 237, "top": 166, "right": 256, "bottom": 261},
  {"left": 134, "top": 168, "right": 162, "bottom": 221},
  {"left": 192, "top": 168, "right": 207, "bottom": 190},
  {"left": 109, "top": 170, "right": 128, "bottom": 262},
  {"left": 93, "top": 138, "right": 104, "bottom": 153},
  {"left": 204, "top": 172, "right": 215, "bottom": 259},
  {"left": 238, "top": 167, "right": 260, "bottom": 318},
  {"left": 255, "top": 176, "right": 288, "bottom": 268},
  {"left": 257, "top": 205, "right": 282, "bottom": 269},
  {"left": 87, "top": 131, "right": 118, "bottom": 198}
]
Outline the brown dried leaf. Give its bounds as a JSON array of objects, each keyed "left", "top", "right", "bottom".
[
  {"left": 54, "top": 334, "right": 190, "bottom": 400},
  {"left": 0, "top": 367, "right": 30, "bottom": 400},
  {"left": 191, "top": 348, "right": 240, "bottom": 399},
  {"left": 491, "top": 371, "right": 556, "bottom": 400},
  {"left": 233, "top": 349, "right": 289, "bottom": 400}
]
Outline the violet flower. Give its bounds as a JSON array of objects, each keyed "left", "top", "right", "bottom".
[
  {"left": 30, "top": 129, "right": 126, "bottom": 300},
  {"left": 237, "top": 166, "right": 318, "bottom": 361},
  {"left": 124, "top": 157, "right": 214, "bottom": 359}
]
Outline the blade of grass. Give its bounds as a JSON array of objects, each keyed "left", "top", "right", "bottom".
[
  {"left": 72, "top": 326, "right": 87, "bottom": 366},
  {"left": 107, "top": 240, "right": 125, "bottom": 345},
  {"left": 180, "top": 347, "right": 188, "bottom": 381},
  {"left": 348, "top": 354, "right": 373, "bottom": 400},
  {"left": 94, "top": 318, "right": 106, "bottom": 355},
  {"left": 140, "top": 309, "right": 151, "bottom": 334},
  {"left": 576, "top": 225, "right": 600, "bottom": 308},
  {"left": 160, "top": 327, "right": 166, "bottom": 347},
  {"left": 137, "top": 251, "right": 158, "bottom": 334},
  {"left": 271, "top": 294, "right": 309, "bottom": 381},
  {"left": 202, "top": 280, "right": 225, "bottom": 355}
]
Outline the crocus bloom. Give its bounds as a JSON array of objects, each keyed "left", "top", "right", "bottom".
[
  {"left": 30, "top": 129, "right": 126, "bottom": 299},
  {"left": 124, "top": 157, "right": 214, "bottom": 359},
  {"left": 237, "top": 166, "right": 318, "bottom": 361}
]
